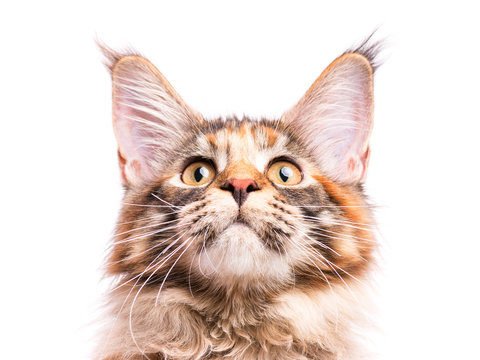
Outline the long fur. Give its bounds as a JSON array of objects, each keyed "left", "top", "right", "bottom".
[{"left": 95, "top": 39, "right": 380, "bottom": 360}]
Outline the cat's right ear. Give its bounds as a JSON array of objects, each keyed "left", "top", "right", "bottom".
[{"left": 102, "top": 47, "right": 204, "bottom": 187}]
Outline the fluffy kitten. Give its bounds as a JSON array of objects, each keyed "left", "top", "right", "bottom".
[{"left": 95, "top": 40, "right": 379, "bottom": 360}]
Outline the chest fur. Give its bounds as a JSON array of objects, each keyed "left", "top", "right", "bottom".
[{"left": 97, "top": 285, "right": 363, "bottom": 360}]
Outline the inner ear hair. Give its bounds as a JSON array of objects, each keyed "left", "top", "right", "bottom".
[
  {"left": 100, "top": 43, "right": 204, "bottom": 187},
  {"left": 281, "top": 37, "right": 381, "bottom": 184}
]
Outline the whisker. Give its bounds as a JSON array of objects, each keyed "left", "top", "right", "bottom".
[
  {"left": 155, "top": 236, "right": 196, "bottom": 306},
  {"left": 324, "top": 218, "right": 375, "bottom": 228},
  {"left": 291, "top": 225, "right": 341, "bottom": 257},
  {"left": 123, "top": 202, "right": 181, "bottom": 209},
  {"left": 322, "top": 221, "right": 373, "bottom": 232},
  {"left": 308, "top": 231, "right": 373, "bottom": 248},
  {"left": 200, "top": 226, "right": 217, "bottom": 275},
  {"left": 282, "top": 220, "right": 363, "bottom": 301},
  {"left": 298, "top": 232, "right": 367, "bottom": 288},
  {"left": 276, "top": 232, "right": 327, "bottom": 279},
  {"left": 296, "top": 214, "right": 374, "bottom": 229},
  {"left": 128, "top": 233, "right": 193, "bottom": 358},
  {"left": 293, "top": 214, "right": 374, "bottom": 231},
  {"left": 109, "top": 231, "right": 187, "bottom": 268},
  {"left": 111, "top": 222, "right": 193, "bottom": 245},
  {"left": 284, "top": 234, "right": 333, "bottom": 291},
  {"left": 197, "top": 246, "right": 208, "bottom": 278},
  {"left": 326, "top": 260, "right": 364, "bottom": 285},
  {"left": 315, "top": 228, "right": 376, "bottom": 244},
  {"left": 115, "top": 211, "right": 182, "bottom": 225},
  {"left": 150, "top": 193, "right": 182, "bottom": 209},
  {"left": 104, "top": 230, "right": 187, "bottom": 359},
  {"left": 296, "top": 237, "right": 359, "bottom": 301},
  {"left": 113, "top": 218, "right": 180, "bottom": 237},
  {"left": 110, "top": 229, "right": 190, "bottom": 292},
  {"left": 188, "top": 245, "right": 198, "bottom": 298},
  {"left": 188, "top": 227, "right": 209, "bottom": 296}
]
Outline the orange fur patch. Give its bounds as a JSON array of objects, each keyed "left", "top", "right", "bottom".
[
  {"left": 312, "top": 174, "right": 375, "bottom": 268},
  {"left": 263, "top": 126, "right": 279, "bottom": 147}
]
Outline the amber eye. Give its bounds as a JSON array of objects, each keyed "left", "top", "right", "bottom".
[
  {"left": 182, "top": 161, "right": 216, "bottom": 186},
  {"left": 267, "top": 161, "right": 302, "bottom": 185}
]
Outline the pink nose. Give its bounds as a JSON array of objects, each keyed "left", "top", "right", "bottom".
[{"left": 221, "top": 178, "right": 260, "bottom": 206}]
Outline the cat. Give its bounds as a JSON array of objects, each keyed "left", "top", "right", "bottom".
[{"left": 95, "top": 39, "right": 379, "bottom": 360}]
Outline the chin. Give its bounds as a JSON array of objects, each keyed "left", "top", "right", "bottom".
[{"left": 197, "top": 222, "right": 291, "bottom": 284}]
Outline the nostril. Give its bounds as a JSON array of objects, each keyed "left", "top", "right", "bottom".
[
  {"left": 246, "top": 182, "right": 260, "bottom": 193},
  {"left": 221, "top": 182, "right": 235, "bottom": 194},
  {"left": 221, "top": 178, "right": 260, "bottom": 206},
  {"left": 221, "top": 178, "right": 259, "bottom": 192}
]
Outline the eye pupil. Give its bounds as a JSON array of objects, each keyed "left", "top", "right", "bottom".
[
  {"left": 279, "top": 167, "right": 292, "bottom": 182},
  {"left": 194, "top": 167, "right": 209, "bottom": 182}
]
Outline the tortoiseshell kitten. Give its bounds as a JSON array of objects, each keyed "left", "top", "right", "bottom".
[{"left": 95, "top": 41, "right": 379, "bottom": 360}]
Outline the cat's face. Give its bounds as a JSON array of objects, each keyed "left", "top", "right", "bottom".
[{"left": 105, "top": 49, "right": 376, "bottom": 292}]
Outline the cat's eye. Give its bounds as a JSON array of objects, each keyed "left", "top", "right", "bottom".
[
  {"left": 182, "top": 161, "right": 216, "bottom": 186},
  {"left": 267, "top": 161, "right": 302, "bottom": 185}
]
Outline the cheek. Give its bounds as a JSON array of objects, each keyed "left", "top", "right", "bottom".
[
  {"left": 241, "top": 189, "right": 313, "bottom": 263},
  {"left": 241, "top": 188, "right": 277, "bottom": 220}
]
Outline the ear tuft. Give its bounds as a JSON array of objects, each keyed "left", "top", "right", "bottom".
[
  {"left": 97, "top": 41, "right": 142, "bottom": 74},
  {"left": 343, "top": 32, "right": 384, "bottom": 73}
]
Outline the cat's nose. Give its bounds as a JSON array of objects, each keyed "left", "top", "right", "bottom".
[{"left": 220, "top": 178, "right": 260, "bottom": 206}]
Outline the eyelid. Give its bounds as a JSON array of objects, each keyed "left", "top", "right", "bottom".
[
  {"left": 265, "top": 156, "right": 303, "bottom": 176},
  {"left": 181, "top": 157, "right": 217, "bottom": 174}
]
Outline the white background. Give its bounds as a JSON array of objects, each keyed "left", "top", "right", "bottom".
[{"left": 1, "top": 1, "right": 479, "bottom": 359}]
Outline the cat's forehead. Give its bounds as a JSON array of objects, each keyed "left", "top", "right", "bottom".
[{"left": 193, "top": 119, "right": 292, "bottom": 172}]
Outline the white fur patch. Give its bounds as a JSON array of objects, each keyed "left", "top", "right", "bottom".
[
  {"left": 198, "top": 223, "right": 290, "bottom": 282},
  {"left": 274, "top": 283, "right": 368, "bottom": 343}
]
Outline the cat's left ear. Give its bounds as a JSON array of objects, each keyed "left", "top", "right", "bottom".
[{"left": 282, "top": 52, "right": 375, "bottom": 184}]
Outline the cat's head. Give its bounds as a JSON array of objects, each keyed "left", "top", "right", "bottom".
[{"left": 103, "top": 44, "right": 377, "bottom": 292}]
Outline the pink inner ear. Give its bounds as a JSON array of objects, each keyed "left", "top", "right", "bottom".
[
  {"left": 283, "top": 53, "right": 374, "bottom": 184},
  {"left": 110, "top": 56, "right": 202, "bottom": 186},
  {"left": 113, "top": 103, "right": 155, "bottom": 184}
]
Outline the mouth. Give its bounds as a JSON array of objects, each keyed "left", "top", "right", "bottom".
[
  {"left": 196, "top": 212, "right": 291, "bottom": 279},
  {"left": 233, "top": 213, "right": 247, "bottom": 225},
  {"left": 198, "top": 213, "right": 251, "bottom": 248}
]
